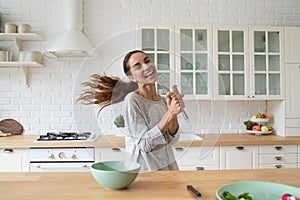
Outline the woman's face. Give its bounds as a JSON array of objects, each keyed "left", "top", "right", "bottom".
[{"left": 127, "top": 52, "right": 158, "bottom": 85}]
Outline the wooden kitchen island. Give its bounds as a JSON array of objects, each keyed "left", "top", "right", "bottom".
[{"left": 0, "top": 169, "right": 299, "bottom": 200}]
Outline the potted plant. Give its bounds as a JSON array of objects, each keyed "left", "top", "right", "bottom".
[
  {"left": 114, "top": 114, "right": 125, "bottom": 128},
  {"left": 113, "top": 115, "right": 127, "bottom": 136}
]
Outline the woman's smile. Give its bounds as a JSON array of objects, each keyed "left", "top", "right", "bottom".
[{"left": 144, "top": 70, "right": 154, "bottom": 78}]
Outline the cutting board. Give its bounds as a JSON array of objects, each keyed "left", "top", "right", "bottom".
[{"left": 0, "top": 119, "right": 23, "bottom": 136}]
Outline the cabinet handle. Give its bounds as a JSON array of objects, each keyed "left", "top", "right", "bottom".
[
  {"left": 274, "top": 164, "right": 284, "bottom": 168},
  {"left": 274, "top": 156, "right": 283, "bottom": 161},
  {"left": 274, "top": 146, "right": 283, "bottom": 151},
  {"left": 175, "top": 147, "right": 184, "bottom": 151},
  {"left": 3, "top": 148, "right": 14, "bottom": 153},
  {"left": 236, "top": 146, "right": 244, "bottom": 150},
  {"left": 196, "top": 166, "right": 205, "bottom": 170},
  {"left": 112, "top": 147, "right": 121, "bottom": 152}
]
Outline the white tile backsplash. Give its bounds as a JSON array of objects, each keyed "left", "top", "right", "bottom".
[{"left": 1, "top": 0, "right": 298, "bottom": 135}]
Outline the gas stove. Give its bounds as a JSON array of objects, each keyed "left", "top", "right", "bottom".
[{"left": 36, "top": 132, "right": 94, "bottom": 141}]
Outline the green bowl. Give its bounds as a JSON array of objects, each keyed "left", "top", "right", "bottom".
[
  {"left": 216, "top": 181, "right": 300, "bottom": 200},
  {"left": 91, "top": 161, "right": 140, "bottom": 190}
]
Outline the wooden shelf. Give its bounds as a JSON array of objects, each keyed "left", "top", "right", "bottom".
[
  {"left": 0, "top": 62, "right": 44, "bottom": 87},
  {"left": 0, "top": 61, "right": 43, "bottom": 68},
  {"left": 0, "top": 33, "right": 43, "bottom": 51},
  {"left": 0, "top": 33, "right": 43, "bottom": 41},
  {"left": 0, "top": 33, "right": 44, "bottom": 87}
]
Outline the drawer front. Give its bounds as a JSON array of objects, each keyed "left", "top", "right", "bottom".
[
  {"left": 97, "top": 147, "right": 129, "bottom": 161},
  {"left": 285, "top": 118, "right": 300, "bottom": 127},
  {"left": 259, "top": 145, "right": 297, "bottom": 153},
  {"left": 259, "top": 163, "right": 297, "bottom": 169},
  {"left": 285, "top": 128, "right": 300, "bottom": 136},
  {"left": 173, "top": 146, "right": 219, "bottom": 165},
  {"left": 259, "top": 154, "right": 298, "bottom": 164}
]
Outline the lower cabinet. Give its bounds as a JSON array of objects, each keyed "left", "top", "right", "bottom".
[
  {"left": 0, "top": 148, "right": 29, "bottom": 172},
  {"left": 220, "top": 146, "right": 259, "bottom": 169},
  {"left": 258, "top": 145, "right": 298, "bottom": 169},
  {"left": 173, "top": 146, "right": 220, "bottom": 170},
  {"left": 96, "top": 144, "right": 300, "bottom": 170},
  {"left": 95, "top": 147, "right": 129, "bottom": 163}
]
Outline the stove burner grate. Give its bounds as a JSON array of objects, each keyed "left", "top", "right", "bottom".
[{"left": 37, "top": 132, "right": 92, "bottom": 141}]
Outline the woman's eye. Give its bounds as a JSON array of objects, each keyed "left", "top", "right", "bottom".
[{"left": 134, "top": 65, "right": 141, "bottom": 70}]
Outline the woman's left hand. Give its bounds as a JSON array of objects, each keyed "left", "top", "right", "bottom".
[
  {"left": 169, "top": 85, "right": 185, "bottom": 109},
  {"left": 166, "top": 85, "right": 185, "bottom": 115}
]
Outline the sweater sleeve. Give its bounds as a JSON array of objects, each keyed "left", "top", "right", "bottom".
[{"left": 124, "top": 95, "right": 168, "bottom": 153}]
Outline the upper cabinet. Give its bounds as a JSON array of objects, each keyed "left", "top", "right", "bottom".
[
  {"left": 284, "top": 27, "right": 300, "bottom": 63},
  {"left": 140, "top": 26, "right": 175, "bottom": 95},
  {"left": 139, "top": 25, "right": 284, "bottom": 100},
  {"left": 214, "top": 26, "right": 283, "bottom": 100},
  {"left": 213, "top": 26, "right": 249, "bottom": 100},
  {"left": 175, "top": 25, "right": 213, "bottom": 99},
  {"left": 249, "top": 27, "right": 284, "bottom": 100}
]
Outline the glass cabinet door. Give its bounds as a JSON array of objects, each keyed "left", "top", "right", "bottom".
[
  {"left": 215, "top": 28, "right": 248, "bottom": 98},
  {"left": 141, "top": 28, "right": 173, "bottom": 95},
  {"left": 177, "top": 26, "right": 211, "bottom": 98},
  {"left": 252, "top": 29, "right": 282, "bottom": 97}
]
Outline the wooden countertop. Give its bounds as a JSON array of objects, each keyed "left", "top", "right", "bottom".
[
  {"left": 0, "top": 169, "right": 299, "bottom": 200},
  {"left": 1, "top": 134, "right": 300, "bottom": 148}
]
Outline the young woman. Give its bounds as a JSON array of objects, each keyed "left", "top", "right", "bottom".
[{"left": 78, "top": 50, "right": 185, "bottom": 171}]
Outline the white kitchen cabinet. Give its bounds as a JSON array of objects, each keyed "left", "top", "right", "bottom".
[
  {"left": 213, "top": 26, "right": 249, "bottom": 99},
  {"left": 220, "top": 146, "right": 259, "bottom": 169},
  {"left": 173, "top": 146, "right": 220, "bottom": 170},
  {"left": 284, "top": 26, "right": 300, "bottom": 136},
  {"left": 0, "top": 33, "right": 44, "bottom": 87},
  {"left": 0, "top": 148, "right": 29, "bottom": 172},
  {"left": 139, "top": 25, "right": 284, "bottom": 100},
  {"left": 285, "top": 64, "right": 300, "bottom": 136},
  {"left": 213, "top": 26, "right": 283, "bottom": 100},
  {"left": 139, "top": 26, "right": 175, "bottom": 96},
  {"left": 95, "top": 147, "right": 129, "bottom": 163},
  {"left": 249, "top": 27, "right": 284, "bottom": 100},
  {"left": 175, "top": 25, "right": 213, "bottom": 99},
  {"left": 285, "top": 64, "right": 300, "bottom": 117},
  {"left": 284, "top": 27, "right": 300, "bottom": 63},
  {"left": 258, "top": 145, "right": 298, "bottom": 168}
]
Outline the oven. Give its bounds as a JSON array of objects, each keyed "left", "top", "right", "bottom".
[{"left": 30, "top": 147, "right": 94, "bottom": 172}]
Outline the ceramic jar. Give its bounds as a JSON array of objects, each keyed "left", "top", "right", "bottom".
[
  {"left": 4, "top": 23, "right": 17, "bottom": 33},
  {"left": 19, "top": 51, "right": 42, "bottom": 63}
]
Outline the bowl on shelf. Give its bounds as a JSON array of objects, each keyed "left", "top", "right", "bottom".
[
  {"left": 250, "top": 118, "right": 269, "bottom": 123},
  {"left": 91, "top": 160, "right": 140, "bottom": 190}
]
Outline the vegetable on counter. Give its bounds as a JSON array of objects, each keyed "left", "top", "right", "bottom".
[{"left": 222, "top": 191, "right": 253, "bottom": 200}]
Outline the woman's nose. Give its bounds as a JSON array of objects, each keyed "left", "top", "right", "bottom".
[{"left": 141, "top": 63, "right": 148, "bottom": 70}]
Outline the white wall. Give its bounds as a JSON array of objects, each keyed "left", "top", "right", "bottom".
[{"left": 0, "top": 0, "right": 299, "bottom": 136}]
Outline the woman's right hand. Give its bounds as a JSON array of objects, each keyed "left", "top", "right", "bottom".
[{"left": 166, "top": 86, "right": 184, "bottom": 116}]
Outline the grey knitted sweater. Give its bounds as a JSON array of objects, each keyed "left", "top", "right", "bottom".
[{"left": 124, "top": 92, "right": 180, "bottom": 171}]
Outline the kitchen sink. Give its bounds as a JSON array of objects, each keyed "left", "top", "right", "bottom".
[{"left": 179, "top": 134, "right": 202, "bottom": 141}]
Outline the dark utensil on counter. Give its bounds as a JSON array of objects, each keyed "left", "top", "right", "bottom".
[
  {"left": 187, "top": 185, "right": 202, "bottom": 200},
  {"left": 0, "top": 118, "right": 24, "bottom": 135}
]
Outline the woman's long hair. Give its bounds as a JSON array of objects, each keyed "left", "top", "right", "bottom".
[{"left": 77, "top": 50, "right": 145, "bottom": 112}]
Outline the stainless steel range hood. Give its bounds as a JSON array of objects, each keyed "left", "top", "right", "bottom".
[{"left": 44, "top": 0, "right": 93, "bottom": 59}]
